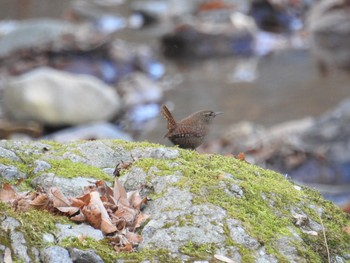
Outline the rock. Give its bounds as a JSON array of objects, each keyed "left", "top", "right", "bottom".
[
  {"left": 0, "top": 147, "right": 21, "bottom": 162},
  {"left": 33, "top": 160, "right": 51, "bottom": 174},
  {"left": 76, "top": 140, "right": 132, "bottom": 168},
  {"left": 43, "top": 122, "right": 133, "bottom": 142},
  {"left": 161, "top": 13, "right": 256, "bottom": 59},
  {"left": 307, "top": 0, "right": 350, "bottom": 74},
  {"left": 117, "top": 73, "right": 163, "bottom": 107},
  {"left": 0, "top": 19, "right": 74, "bottom": 58},
  {"left": 42, "top": 233, "right": 55, "bottom": 244},
  {"left": 68, "top": 248, "right": 104, "bottom": 263},
  {"left": 31, "top": 173, "right": 98, "bottom": 197},
  {"left": 0, "top": 164, "right": 26, "bottom": 181},
  {"left": 3, "top": 67, "right": 121, "bottom": 126},
  {"left": 55, "top": 224, "right": 104, "bottom": 242},
  {"left": 10, "top": 231, "right": 32, "bottom": 263},
  {"left": 1, "top": 217, "right": 31, "bottom": 263},
  {"left": 1, "top": 217, "right": 20, "bottom": 232},
  {"left": 0, "top": 140, "right": 348, "bottom": 262},
  {"left": 40, "top": 246, "right": 73, "bottom": 263}
]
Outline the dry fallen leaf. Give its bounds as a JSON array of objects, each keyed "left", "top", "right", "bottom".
[
  {"left": 4, "top": 247, "right": 12, "bottom": 263},
  {"left": 113, "top": 179, "right": 129, "bottom": 207},
  {"left": 0, "top": 183, "right": 18, "bottom": 203},
  {"left": 128, "top": 190, "right": 148, "bottom": 210},
  {"left": 29, "top": 193, "right": 50, "bottom": 210},
  {"left": 343, "top": 226, "right": 350, "bottom": 234},
  {"left": 0, "top": 177, "right": 149, "bottom": 253},
  {"left": 49, "top": 187, "right": 71, "bottom": 208}
]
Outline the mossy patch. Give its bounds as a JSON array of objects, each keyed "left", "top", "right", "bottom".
[
  {"left": 179, "top": 241, "right": 216, "bottom": 259},
  {"left": 0, "top": 202, "right": 72, "bottom": 262},
  {"left": 165, "top": 149, "right": 350, "bottom": 261},
  {"left": 59, "top": 236, "right": 180, "bottom": 263},
  {"left": 46, "top": 159, "right": 112, "bottom": 182},
  {"left": 1, "top": 140, "right": 349, "bottom": 262}
]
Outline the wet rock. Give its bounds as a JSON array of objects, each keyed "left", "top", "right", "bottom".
[
  {"left": 40, "top": 246, "right": 73, "bottom": 263},
  {"left": 0, "top": 164, "right": 26, "bottom": 181},
  {"left": 308, "top": 0, "right": 350, "bottom": 75},
  {"left": 43, "top": 122, "right": 133, "bottom": 142},
  {"left": 56, "top": 223, "right": 104, "bottom": 242},
  {"left": 31, "top": 173, "right": 97, "bottom": 197},
  {"left": 117, "top": 73, "right": 163, "bottom": 108},
  {"left": 162, "top": 21, "right": 255, "bottom": 58},
  {"left": 0, "top": 19, "right": 74, "bottom": 58},
  {"left": 249, "top": 0, "right": 303, "bottom": 33},
  {"left": 3, "top": 67, "right": 121, "bottom": 126},
  {"left": 68, "top": 248, "right": 104, "bottom": 263}
]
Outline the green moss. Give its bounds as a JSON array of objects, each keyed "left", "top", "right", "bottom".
[
  {"left": 110, "top": 139, "right": 165, "bottom": 152},
  {"left": 60, "top": 236, "right": 180, "bottom": 263},
  {"left": 179, "top": 241, "right": 216, "bottom": 259},
  {"left": 0, "top": 202, "right": 72, "bottom": 262},
  {"left": 166, "top": 150, "right": 350, "bottom": 260},
  {"left": 1, "top": 140, "right": 349, "bottom": 262},
  {"left": 46, "top": 159, "right": 112, "bottom": 182}
]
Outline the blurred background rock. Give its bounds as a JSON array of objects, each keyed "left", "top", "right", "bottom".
[{"left": 0, "top": 0, "right": 349, "bottom": 211}]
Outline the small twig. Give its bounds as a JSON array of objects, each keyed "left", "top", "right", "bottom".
[{"left": 319, "top": 215, "right": 331, "bottom": 263}]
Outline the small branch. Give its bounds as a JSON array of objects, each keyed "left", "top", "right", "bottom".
[{"left": 319, "top": 215, "right": 330, "bottom": 263}]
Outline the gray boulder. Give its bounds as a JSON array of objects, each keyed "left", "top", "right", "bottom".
[{"left": 3, "top": 67, "right": 121, "bottom": 126}]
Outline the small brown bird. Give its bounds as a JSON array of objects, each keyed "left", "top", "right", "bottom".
[{"left": 161, "top": 105, "right": 223, "bottom": 149}]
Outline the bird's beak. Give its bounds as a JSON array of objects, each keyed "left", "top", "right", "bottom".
[{"left": 214, "top": 112, "right": 224, "bottom": 116}]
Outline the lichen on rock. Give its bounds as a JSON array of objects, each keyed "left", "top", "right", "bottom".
[{"left": 0, "top": 139, "right": 349, "bottom": 263}]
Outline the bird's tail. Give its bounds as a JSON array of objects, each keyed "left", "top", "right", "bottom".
[{"left": 161, "top": 105, "right": 177, "bottom": 131}]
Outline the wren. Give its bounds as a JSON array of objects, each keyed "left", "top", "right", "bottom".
[{"left": 161, "top": 105, "right": 223, "bottom": 149}]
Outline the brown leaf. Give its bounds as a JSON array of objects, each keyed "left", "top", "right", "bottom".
[
  {"left": 82, "top": 202, "right": 102, "bottom": 229},
  {"left": 70, "top": 212, "right": 86, "bottom": 222},
  {"left": 125, "top": 231, "right": 142, "bottom": 245},
  {"left": 69, "top": 197, "right": 87, "bottom": 208},
  {"left": 0, "top": 183, "right": 18, "bottom": 203},
  {"left": 128, "top": 191, "right": 147, "bottom": 210},
  {"left": 343, "top": 226, "right": 350, "bottom": 234},
  {"left": 133, "top": 213, "right": 150, "bottom": 231},
  {"left": 235, "top": 152, "right": 246, "bottom": 162},
  {"left": 84, "top": 191, "right": 117, "bottom": 234},
  {"left": 113, "top": 179, "right": 129, "bottom": 206},
  {"left": 49, "top": 187, "right": 71, "bottom": 207},
  {"left": 116, "top": 243, "right": 133, "bottom": 252},
  {"left": 113, "top": 161, "right": 133, "bottom": 177},
  {"left": 101, "top": 217, "right": 118, "bottom": 235},
  {"left": 56, "top": 206, "right": 80, "bottom": 216},
  {"left": 114, "top": 205, "right": 138, "bottom": 225},
  {"left": 16, "top": 198, "right": 32, "bottom": 212},
  {"left": 30, "top": 193, "right": 49, "bottom": 209},
  {"left": 74, "top": 193, "right": 91, "bottom": 206}
]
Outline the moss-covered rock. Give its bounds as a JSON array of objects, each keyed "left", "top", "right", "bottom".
[{"left": 0, "top": 139, "right": 349, "bottom": 263}]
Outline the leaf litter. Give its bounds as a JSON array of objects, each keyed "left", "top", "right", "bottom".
[{"left": 0, "top": 179, "right": 149, "bottom": 252}]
